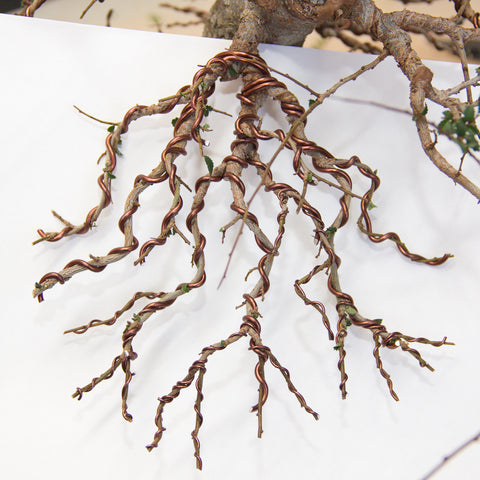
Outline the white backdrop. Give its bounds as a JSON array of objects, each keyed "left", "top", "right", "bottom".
[{"left": 1, "top": 13, "right": 479, "bottom": 479}]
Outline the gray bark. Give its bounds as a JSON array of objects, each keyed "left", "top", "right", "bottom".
[{"left": 204, "top": 0, "right": 346, "bottom": 50}]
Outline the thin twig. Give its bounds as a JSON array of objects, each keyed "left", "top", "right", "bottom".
[
  {"left": 218, "top": 51, "right": 388, "bottom": 286},
  {"left": 80, "top": 0, "right": 103, "bottom": 19},
  {"left": 73, "top": 105, "right": 119, "bottom": 126},
  {"left": 420, "top": 429, "right": 480, "bottom": 480},
  {"left": 444, "top": 73, "right": 480, "bottom": 97},
  {"left": 252, "top": 49, "right": 389, "bottom": 205},
  {"left": 106, "top": 9, "right": 113, "bottom": 27},
  {"left": 453, "top": 38, "right": 473, "bottom": 103}
]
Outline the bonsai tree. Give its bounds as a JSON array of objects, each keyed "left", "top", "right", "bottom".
[{"left": 22, "top": 0, "right": 480, "bottom": 471}]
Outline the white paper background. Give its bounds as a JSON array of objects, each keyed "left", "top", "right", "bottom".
[{"left": 1, "top": 14, "right": 479, "bottom": 479}]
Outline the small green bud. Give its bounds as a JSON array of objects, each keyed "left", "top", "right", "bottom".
[
  {"left": 107, "top": 125, "right": 115, "bottom": 133},
  {"left": 345, "top": 305, "right": 357, "bottom": 316},
  {"left": 181, "top": 284, "right": 190, "bottom": 293}
]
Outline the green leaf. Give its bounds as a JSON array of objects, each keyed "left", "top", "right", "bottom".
[
  {"left": 35, "top": 282, "right": 42, "bottom": 289},
  {"left": 345, "top": 305, "right": 357, "bottom": 316},
  {"left": 107, "top": 125, "right": 115, "bottom": 133},
  {"left": 107, "top": 172, "right": 116, "bottom": 179},
  {"left": 326, "top": 226, "right": 337, "bottom": 236},
  {"left": 202, "top": 123, "right": 210, "bottom": 131},
  {"left": 203, "top": 105, "right": 213, "bottom": 117},
  {"left": 252, "top": 313, "right": 259, "bottom": 319},
  {"left": 464, "top": 105, "right": 475, "bottom": 123},
  {"left": 442, "top": 110, "right": 454, "bottom": 121},
  {"left": 373, "top": 169, "right": 378, "bottom": 175},
  {"left": 220, "top": 340, "right": 226, "bottom": 347},
  {"left": 228, "top": 66, "right": 238, "bottom": 77},
  {"left": 345, "top": 318, "right": 352, "bottom": 327},
  {"left": 133, "top": 313, "right": 141, "bottom": 321},
  {"left": 438, "top": 118, "right": 454, "bottom": 135},
  {"left": 421, "top": 105, "right": 428, "bottom": 116},
  {"left": 309, "top": 98, "right": 316, "bottom": 107},
  {"left": 307, "top": 172, "right": 313, "bottom": 183},
  {"left": 181, "top": 284, "right": 190, "bottom": 293},
  {"left": 438, "top": 119, "right": 448, "bottom": 130},
  {"left": 171, "top": 117, "right": 178, "bottom": 127},
  {"left": 204, "top": 155, "right": 214, "bottom": 175},
  {"left": 470, "top": 124, "right": 480, "bottom": 135},
  {"left": 467, "top": 138, "right": 480, "bottom": 151},
  {"left": 372, "top": 318, "right": 383, "bottom": 325},
  {"left": 200, "top": 81, "right": 207, "bottom": 89},
  {"left": 367, "top": 201, "right": 377, "bottom": 210},
  {"left": 333, "top": 343, "right": 342, "bottom": 351},
  {"left": 455, "top": 120, "right": 467, "bottom": 137}
]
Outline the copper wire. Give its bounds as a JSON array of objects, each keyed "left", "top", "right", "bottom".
[
  {"left": 268, "top": 353, "right": 319, "bottom": 420},
  {"left": 355, "top": 163, "right": 452, "bottom": 265},
  {"left": 191, "top": 360, "right": 207, "bottom": 469},
  {"left": 35, "top": 49, "right": 454, "bottom": 461},
  {"left": 72, "top": 354, "right": 122, "bottom": 400}
]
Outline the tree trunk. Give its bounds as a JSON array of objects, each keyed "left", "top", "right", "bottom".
[{"left": 204, "top": 0, "right": 355, "bottom": 51}]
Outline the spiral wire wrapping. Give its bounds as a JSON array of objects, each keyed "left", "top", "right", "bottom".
[
  {"left": 354, "top": 159, "right": 452, "bottom": 265},
  {"left": 33, "top": 50, "right": 452, "bottom": 467}
]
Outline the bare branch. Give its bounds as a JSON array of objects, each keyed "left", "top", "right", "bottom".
[{"left": 421, "top": 430, "right": 480, "bottom": 480}]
